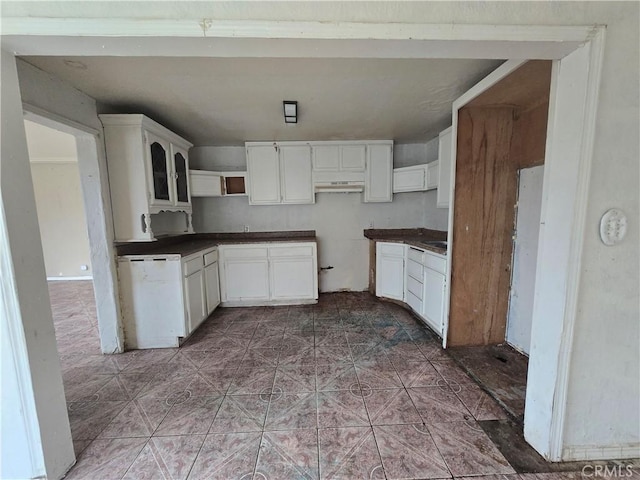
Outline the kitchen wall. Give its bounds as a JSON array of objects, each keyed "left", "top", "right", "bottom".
[
  {"left": 26, "top": 121, "right": 92, "bottom": 279},
  {"left": 190, "top": 142, "right": 448, "bottom": 292}
]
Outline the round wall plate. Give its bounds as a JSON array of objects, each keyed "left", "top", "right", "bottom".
[{"left": 599, "top": 209, "right": 627, "bottom": 246}]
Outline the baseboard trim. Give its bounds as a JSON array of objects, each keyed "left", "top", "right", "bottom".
[
  {"left": 562, "top": 443, "right": 640, "bottom": 461},
  {"left": 46, "top": 276, "right": 93, "bottom": 281}
]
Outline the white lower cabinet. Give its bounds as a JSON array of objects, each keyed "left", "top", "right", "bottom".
[
  {"left": 204, "top": 261, "right": 221, "bottom": 314},
  {"left": 184, "top": 268, "right": 206, "bottom": 334},
  {"left": 219, "top": 242, "right": 318, "bottom": 306},
  {"left": 223, "top": 257, "right": 271, "bottom": 302},
  {"left": 375, "top": 243, "right": 406, "bottom": 301},
  {"left": 375, "top": 241, "right": 447, "bottom": 336},
  {"left": 118, "top": 246, "right": 220, "bottom": 349},
  {"left": 422, "top": 267, "right": 446, "bottom": 333},
  {"left": 270, "top": 245, "right": 317, "bottom": 300}
]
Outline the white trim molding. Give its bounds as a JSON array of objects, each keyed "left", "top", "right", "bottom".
[
  {"left": 562, "top": 444, "right": 640, "bottom": 462},
  {"left": 546, "top": 25, "right": 607, "bottom": 462},
  {"left": 46, "top": 276, "right": 93, "bottom": 281},
  {"left": 2, "top": 21, "right": 593, "bottom": 60}
]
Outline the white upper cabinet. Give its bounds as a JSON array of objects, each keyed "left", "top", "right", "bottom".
[
  {"left": 246, "top": 142, "right": 313, "bottom": 205},
  {"left": 100, "top": 114, "right": 194, "bottom": 242},
  {"left": 248, "top": 140, "right": 391, "bottom": 204},
  {"left": 189, "top": 170, "right": 224, "bottom": 197},
  {"left": 365, "top": 143, "right": 393, "bottom": 202},
  {"left": 280, "top": 145, "right": 314, "bottom": 204},
  {"left": 392, "top": 161, "right": 438, "bottom": 193},
  {"left": 312, "top": 144, "right": 366, "bottom": 171},
  {"left": 246, "top": 144, "right": 281, "bottom": 204},
  {"left": 393, "top": 164, "right": 426, "bottom": 193},
  {"left": 437, "top": 127, "right": 453, "bottom": 208},
  {"left": 426, "top": 161, "right": 439, "bottom": 190},
  {"left": 340, "top": 145, "right": 366, "bottom": 171},
  {"left": 171, "top": 145, "right": 191, "bottom": 207},
  {"left": 312, "top": 145, "right": 340, "bottom": 170}
]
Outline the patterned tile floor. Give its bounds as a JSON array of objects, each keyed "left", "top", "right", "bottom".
[{"left": 52, "top": 280, "right": 589, "bottom": 480}]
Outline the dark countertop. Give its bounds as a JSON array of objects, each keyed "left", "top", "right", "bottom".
[
  {"left": 116, "top": 231, "right": 317, "bottom": 257},
  {"left": 364, "top": 228, "right": 448, "bottom": 254}
]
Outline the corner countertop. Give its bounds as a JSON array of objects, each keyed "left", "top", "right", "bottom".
[
  {"left": 116, "top": 231, "right": 317, "bottom": 257},
  {"left": 363, "top": 228, "right": 448, "bottom": 255}
]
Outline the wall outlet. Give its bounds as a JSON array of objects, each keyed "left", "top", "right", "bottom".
[
  {"left": 80, "top": 264, "right": 89, "bottom": 271},
  {"left": 243, "top": 225, "right": 250, "bottom": 232},
  {"left": 369, "top": 221, "right": 375, "bottom": 228}
]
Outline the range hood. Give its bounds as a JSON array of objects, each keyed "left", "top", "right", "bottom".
[
  {"left": 313, "top": 171, "right": 365, "bottom": 193},
  {"left": 314, "top": 180, "right": 364, "bottom": 193}
]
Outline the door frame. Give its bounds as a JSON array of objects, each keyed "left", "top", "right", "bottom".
[
  {"left": 2, "top": 19, "right": 605, "bottom": 470},
  {"left": 444, "top": 30, "right": 606, "bottom": 460},
  {"left": 23, "top": 105, "right": 124, "bottom": 355}
]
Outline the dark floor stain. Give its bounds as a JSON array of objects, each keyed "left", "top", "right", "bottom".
[
  {"left": 479, "top": 418, "right": 638, "bottom": 474},
  {"left": 448, "top": 343, "right": 528, "bottom": 421}
]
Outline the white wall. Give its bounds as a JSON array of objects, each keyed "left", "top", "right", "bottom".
[
  {"left": 1, "top": 49, "right": 75, "bottom": 480},
  {"left": 17, "top": 59, "right": 124, "bottom": 354},
  {"left": 190, "top": 144, "right": 449, "bottom": 292},
  {"left": 27, "top": 121, "right": 93, "bottom": 279}
]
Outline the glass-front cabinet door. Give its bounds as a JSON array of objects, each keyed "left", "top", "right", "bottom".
[
  {"left": 172, "top": 147, "right": 190, "bottom": 206},
  {"left": 145, "top": 132, "right": 172, "bottom": 206}
]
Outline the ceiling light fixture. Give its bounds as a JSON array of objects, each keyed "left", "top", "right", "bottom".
[{"left": 283, "top": 101, "right": 298, "bottom": 124}]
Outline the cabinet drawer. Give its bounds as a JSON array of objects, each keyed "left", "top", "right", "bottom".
[
  {"left": 222, "top": 247, "right": 268, "bottom": 259},
  {"left": 407, "top": 247, "right": 425, "bottom": 264},
  {"left": 424, "top": 253, "right": 446, "bottom": 274},
  {"left": 406, "top": 291, "right": 423, "bottom": 314},
  {"left": 203, "top": 249, "right": 218, "bottom": 266},
  {"left": 406, "top": 259, "right": 423, "bottom": 282},
  {"left": 269, "top": 245, "right": 314, "bottom": 258},
  {"left": 406, "top": 275, "right": 424, "bottom": 300},
  {"left": 378, "top": 242, "right": 405, "bottom": 257},
  {"left": 183, "top": 256, "right": 203, "bottom": 276}
]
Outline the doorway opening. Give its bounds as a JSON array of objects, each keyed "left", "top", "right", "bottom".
[{"left": 446, "top": 61, "right": 552, "bottom": 465}]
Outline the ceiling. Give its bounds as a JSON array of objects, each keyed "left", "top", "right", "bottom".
[{"left": 22, "top": 56, "right": 502, "bottom": 146}]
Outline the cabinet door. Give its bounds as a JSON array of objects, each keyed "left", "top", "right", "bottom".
[
  {"left": 393, "top": 166, "right": 426, "bottom": 193},
  {"left": 145, "top": 132, "right": 173, "bottom": 206},
  {"left": 423, "top": 267, "right": 446, "bottom": 335},
  {"left": 223, "top": 258, "right": 270, "bottom": 301},
  {"left": 172, "top": 146, "right": 191, "bottom": 206},
  {"left": 365, "top": 144, "right": 393, "bottom": 202},
  {"left": 437, "top": 127, "right": 453, "bottom": 208},
  {"left": 340, "top": 145, "right": 366, "bottom": 171},
  {"left": 204, "top": 261, "right": 221, "bottom": 314},
  {"left": 184, "top": 269, "right": 206, "bottom": 334},
  {"left": 270, "top": 257, "right": 316, "bottom": 300},
  {"left": 280, "top": 145, "right": 314, "bottom": 204},
  {"left": 312, "top": 145, "right": 340, "bottom": 171},
  {"left": 247, "top": 145, "right": 281, "bottom": 204},
  {"left": 376, "top": 254, "right": 405, "bottom": 300},
  {"left": 190, "top": 171, "right": 224, "bottom": 197},
  {"left": 426, "top": 161, "right": 439, "bottom": 190}
]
